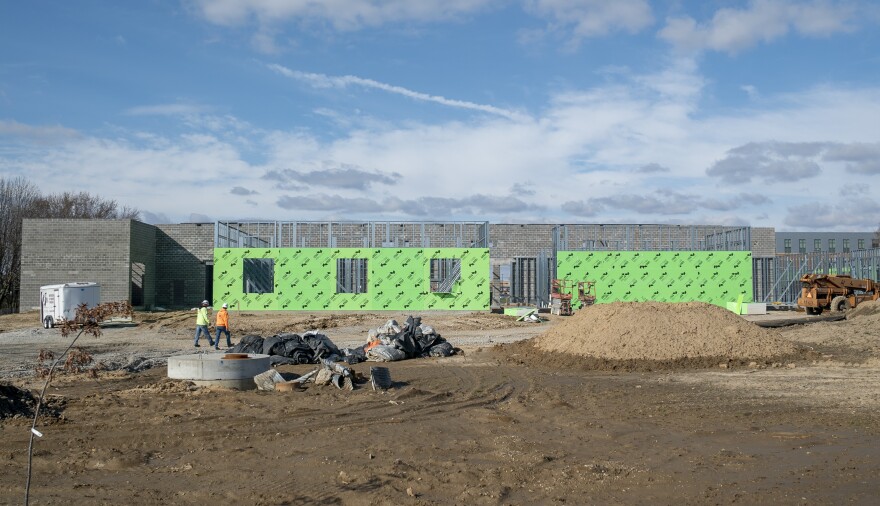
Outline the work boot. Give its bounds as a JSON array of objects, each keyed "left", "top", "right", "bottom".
[{"left": 194, "top": 344, "right": 200, "bottom": 348}]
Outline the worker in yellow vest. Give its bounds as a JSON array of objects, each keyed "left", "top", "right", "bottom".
[{"left": 194, "top": 300, "right": 212, "bottom": 348}]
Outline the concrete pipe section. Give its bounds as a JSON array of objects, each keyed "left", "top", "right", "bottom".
[{"left": 167, "top": 353, "right": 271, "bottom": 390}]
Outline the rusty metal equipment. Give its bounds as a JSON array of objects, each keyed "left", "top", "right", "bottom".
[
  {"left": 797, "top": 274, "right": 879, "bottom": 315},
  {"left": 549, "top": 279, "right": 574, "bottom": 316},
  {"left": 576, "top": 281, "right": 597, "bottom": 307}
]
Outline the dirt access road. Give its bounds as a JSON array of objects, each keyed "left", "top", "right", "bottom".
[{"left": 1, "top": 308, "right": 879, "bottom": 504}]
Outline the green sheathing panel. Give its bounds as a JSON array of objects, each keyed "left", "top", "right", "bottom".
[
  {"left": 214, "top": 247, "right": 490, "bottom": 311},
  {"left": 556, "top": 251, "right": 753, "bottom": 308}
]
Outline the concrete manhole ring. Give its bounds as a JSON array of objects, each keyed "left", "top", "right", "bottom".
[{"left": 167, "top": 353, "right": 271, "bottom": 390}]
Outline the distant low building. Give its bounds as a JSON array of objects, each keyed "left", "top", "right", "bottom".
[{"left": 775, "top": 232, "right": 877, "bottom": 254}]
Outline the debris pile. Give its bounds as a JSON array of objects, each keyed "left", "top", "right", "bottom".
[
  {"left": 534, "top": 301, "right": 796, "bottom": 361},
  {"left": 230, "top": 330, "right": 342, "bottom": 366},
  {"left": 230, "top": 315, "right": 457, "bottom": 365},
  {"left": 362, "top": 316, "right": 456, "bottom": 362},
  {"left": 255, "top": 358, "right": 382, "bottom": 392}
]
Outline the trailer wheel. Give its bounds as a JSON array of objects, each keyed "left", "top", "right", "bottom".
[
  {"left": 830, "top": 296, "right": 850, "bottom": 313},
  {"left": 43, "top": 316, "right": 54, "bottom": 329}
]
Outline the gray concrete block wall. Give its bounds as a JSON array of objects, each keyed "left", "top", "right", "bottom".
[
  {"left": 155, "top": 223, "right": 214, "bottom": 308},
  {"left": 19, "top": 219, "right": 133, "bottom": 310},
  {"left": 490, "top": 224, "right": 556, "bottom": 261},
  {"left": 751, "top": 227, "right": 776, "bottom": 257}
]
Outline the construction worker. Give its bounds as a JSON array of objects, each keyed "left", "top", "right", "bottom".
[
  {"left": 193, "top": 300, "right": 212, "bottom": 348},
  {"left": 214, "top": 303, "right": 232, "bottom": 349}
]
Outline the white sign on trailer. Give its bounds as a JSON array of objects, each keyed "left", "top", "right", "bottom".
[{"left": 39, "top": 282, "right": 101, "bottom": 328}]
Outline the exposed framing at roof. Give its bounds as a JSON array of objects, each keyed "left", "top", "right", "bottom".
[{"left": 215, "top": 221, "right": 490, "bottom": 249}]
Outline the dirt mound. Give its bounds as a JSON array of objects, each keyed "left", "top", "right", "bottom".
[
  {"left": 534, "top": 302, "right": 796, "bottom": 361},
  {"left": 0, "top": 383, "right": 36, "bottom": 419},
  {"left": 847, "top": 299, "right": 880, "bottom": 320}
]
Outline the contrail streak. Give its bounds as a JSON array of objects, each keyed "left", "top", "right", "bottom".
[{"left": 268, "top": 63, "right": 527, "bottom": 121}]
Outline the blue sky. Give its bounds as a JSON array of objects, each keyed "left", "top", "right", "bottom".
[{"left": 1, "top": 0, "right": 879, "bottom": 230}]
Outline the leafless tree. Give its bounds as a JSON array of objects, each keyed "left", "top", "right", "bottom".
[
  {"left": 29, "top": 191, "right": 139, "bottom": 219},
  {"left": 0, "top": 177, "right": 140, "bottom": 312},
  {"left": 0, "top": 177, "right": 40, "bottom": 312}
]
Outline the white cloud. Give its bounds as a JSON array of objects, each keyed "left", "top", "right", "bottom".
[
  {"left": 741, "top": 84, "right": 759, "bottom": 99},
  {"left": 125, "top": 103, "right": 213, "bottom": 116},
  {"left": 659, "top": 0, "right": 859, "bottom": 54},
  {"left": 785, "top": 195, "right": 880, "bottom": 228},
  {"left": 524, "top": 0, "right": 654, "bottom": 47},
  {"left": 3, "top": 58, "right": 880, "bottom": 230},
  {"left": 186, "top": 0, "right": 495, "bottom": 30},
  {"left": 0, "top": 120, "right": 79, "bottom": 141}
]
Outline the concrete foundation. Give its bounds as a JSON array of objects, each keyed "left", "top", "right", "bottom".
[{"left": 167, "top": 353, "right": 271, "bottom": 390}]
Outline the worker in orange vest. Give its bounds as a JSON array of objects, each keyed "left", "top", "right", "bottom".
[{"left": 214, "top": 303, "right": 232, "bottom": 349}]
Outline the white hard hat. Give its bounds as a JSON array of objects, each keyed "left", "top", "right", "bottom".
[
  {"left": 222, "top": 303, "right": 228, "bottom": 308},
  {"left": 201, "top": 300, "right": 209, "bottom": 306}
]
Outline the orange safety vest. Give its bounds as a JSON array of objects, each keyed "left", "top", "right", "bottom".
[{"left": 216, "top": 309, "right": 229, "bottom": 328}]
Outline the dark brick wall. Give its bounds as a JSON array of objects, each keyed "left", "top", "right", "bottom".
[{"left": 154, "top": 223, "right": 214, "bottom": 308}]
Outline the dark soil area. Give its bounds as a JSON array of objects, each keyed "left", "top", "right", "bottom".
[{"left": 1, "top": 349, "right": 878, "bottom": 505}]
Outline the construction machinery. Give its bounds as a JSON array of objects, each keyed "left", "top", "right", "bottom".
[
  {"left": 550, "top": 279, "right": 598, "bottom": 315},
  {"left": 549, "top": 279, "right": 574, "bottom": 316},
  {"left": 797, "top": 274, "right": 879, "bottom": 315},
  {"left": 576, "top": 281, "right": 597, "bottom": 307}
]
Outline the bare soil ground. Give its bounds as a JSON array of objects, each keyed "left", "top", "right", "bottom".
[{"left": 1, "top": 306, "right": 879, "bottom": 504}]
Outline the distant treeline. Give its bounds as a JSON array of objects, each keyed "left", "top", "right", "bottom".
[{"left": 0, "top": 176, "right": 139, "bottom": 313}]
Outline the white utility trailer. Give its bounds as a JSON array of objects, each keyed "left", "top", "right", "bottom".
[{"left": 39, "top": 282, "right": 101, "bottom": 329}]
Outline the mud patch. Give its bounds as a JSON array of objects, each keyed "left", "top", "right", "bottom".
[{"left": 0, "top": 383, "right": 66, "bottom": 421}]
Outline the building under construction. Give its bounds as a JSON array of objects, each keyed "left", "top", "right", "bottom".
[{"left": 17, "top": 219, "right": 880, "bottom": 312}]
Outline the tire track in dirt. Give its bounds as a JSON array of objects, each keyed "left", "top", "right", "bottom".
[{"left": 246, "top": 360, "right": 528, "bottom": 503}]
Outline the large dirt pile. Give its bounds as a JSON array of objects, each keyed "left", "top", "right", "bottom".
[
  {"left": 847, "top": 299, "right": 880, "bottom": 320},
  {"left": 534, "top": 302, "right": 795, "bottom": 361}
]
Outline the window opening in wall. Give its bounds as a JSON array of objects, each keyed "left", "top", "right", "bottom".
[
  {"left": 172, "top": 280, "right": 185, "bottom": 306},
  {"left": 431, "top": 258, "right": 461, "bottom": 293},
  {"left": 798, "top": 239, "right": 806, "bottom": 253},
  {"left": 337, "top": 259, "right": 368, "bottom": 294},
  {"left": 131, "top": 262, "right": 145, "bottom": 306},
  {"left": 243, "top": 258, "right": 274, "bottom": 294},
  {"left": 828, "top": 239, "right": 836, "bottom": 254},
  {"left": 843, "top": 239, "right": 850, "bottom": 253},
  {"left": 204, "top": 263, "right": 213, "bottom": 302},
  {"left": 784, "top": 238, "right": 791, "bottom": 254},
  {"left": 858, "top": 239, "right": 865, "bottom": 250},
  {"left": 814, "top": 239, "right": 821, "bottom": 252}
]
